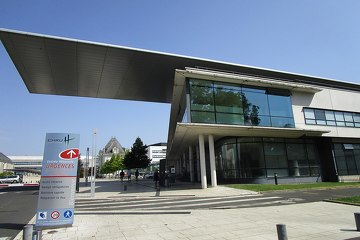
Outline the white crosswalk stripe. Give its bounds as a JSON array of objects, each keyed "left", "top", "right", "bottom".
[
  {"left": 75, "top": 194, "right": 258, "bottom": 207},
  {"left": 142, "top": 196, "right": 281, "bottom": 210},
  {"left": 75, "top": 195, "right": 283, "bottom": 211}
]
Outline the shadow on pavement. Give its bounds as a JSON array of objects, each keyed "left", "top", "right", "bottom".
[
  {"left": 77, "top": 179, "right": 201, "bottom": 195},
  {"left": 0, "top": 223, "right": 26, "bottom": 230}
]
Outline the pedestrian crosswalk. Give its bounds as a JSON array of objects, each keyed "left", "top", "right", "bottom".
[{"left": 75, "top": 194, "right": 289, "bottom": 212}]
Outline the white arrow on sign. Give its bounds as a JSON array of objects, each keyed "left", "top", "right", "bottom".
[{"left": 66, "top": 150, "right": 77, "bottom": 158}]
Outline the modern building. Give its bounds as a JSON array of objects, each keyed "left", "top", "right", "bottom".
[
  {"left": 5, "top": 155, "right": 41, "bottom": 183},
  {"left": 0, "top": 152, "right": 14, "bottom": 173},
  {"left": 1, "top": 29, "right": 360, "bottom": 189},
  {"left": 147, "top": 142, "right": 167, "bottom": 170},
  {"left": 8, "top": 155, "right": 42, "bottom": 173}
]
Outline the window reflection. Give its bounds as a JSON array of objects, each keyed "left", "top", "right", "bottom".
[
  {"left": 190, "top": 85, "right": 214, "bottom": 112},
  {"left": 268, "top": 95, "right": 293, "bottom": 118},
  {"left": 189, "top": 79, "right": 295, "bottom": 128},
  {"left": 214, "top": 87, "right": 243, "bottom": 114},
  {"left": 333, "top": 143, "right": 360, "bottom": 175}
]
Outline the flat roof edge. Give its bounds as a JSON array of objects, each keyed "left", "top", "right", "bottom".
[{"left": 1, "top": 28, "right": 360, "bottom": 91}]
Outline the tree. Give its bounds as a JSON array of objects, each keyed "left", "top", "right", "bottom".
[
  {"left": 112, "top": 154, "right": 124, "bottom": 172},
  {"left": 0, "top": 171, "right": 13, "bottom": 177},
  {"left": 124, "top": 137, "right": 151, "bottom": 169},
  {"left": 100, "top": 154, "right": 124, "bottom": 175}
]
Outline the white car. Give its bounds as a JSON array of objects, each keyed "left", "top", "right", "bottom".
[
  {"left": 0, "top": 175, "right": 21, "bottom": 184},
  {"left": 144, "top": 172, "right": 154, "bottom": 179}
]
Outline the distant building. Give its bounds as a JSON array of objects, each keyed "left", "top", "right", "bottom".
[
  {"left": 8, "top": 155, "right": 42, "bottom": 173},
  {"left": 147, "top": 143, "right": 167, "bottom": 170},
  {"left": 98, "top": 137, "right": 126, "bottom": 169},
  {"left": 7, "top": 155, "right": 41, "bottom": 183},
  {"left": 0, "top": 152, "right": 14, "bottom": 173}
]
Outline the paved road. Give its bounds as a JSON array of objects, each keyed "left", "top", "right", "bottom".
[
  {"left": 75, "top": 186, "right": 360, "bottom": 213},
  {"left": 0, "top": 186, "right": 38, "bottom": 240},
  {"left": 1, "top": 183, "right": 359, "bottom": 238}
]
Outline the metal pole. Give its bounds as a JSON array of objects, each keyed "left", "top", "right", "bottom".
[
  {"left": 90, "top": 129, "right": 96, "bottom": 197},
  {"left": 23, "top": 224, "right": 33, "bottom": 240},
  {"left": 355, "top": 213, "right": 360, "bottom": 231},
  {"left": 33, "top": 229, "right": 42, "bottom": 240},
  {"left": 94, "top": 130, "right": 97, "bottom": 181},
  {"left": 76, "top": 155, "right": 80, "bottom": 192},
  {"left": 85, "top": 147, "right": 89, "bottom": 186},
  {"left": 276, "top": 224, "right": 288, "bottom": 240},
  {"left": 274, "top": 173, "right": 278, "bottom": 185}
]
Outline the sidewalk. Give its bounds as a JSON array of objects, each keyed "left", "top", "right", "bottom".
[{"left": 19, "top": 179, "right": 360, "bottom": 240}]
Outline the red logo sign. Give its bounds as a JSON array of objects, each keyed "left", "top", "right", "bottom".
[{"left": 59, "top": 149, "right": 79, "bottom": 159}]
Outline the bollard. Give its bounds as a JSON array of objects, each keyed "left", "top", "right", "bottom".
[
  {"left": 23, "top": 224, "right": 33, "bottom": 240},
  {"left": 355, "top": 213, "right": 360, "bottom": 231},
  {"left": 274, "top": 173, "right": 278, "bottom": 185},
  {"left": 124, "top": 185, "right": 127, "bottom": 191},
  {"left": 276, "top": 224, "right": 288, "bottom": 240},
  {"left": 33, "top": 229, "right": 42, "bottom": 240}
]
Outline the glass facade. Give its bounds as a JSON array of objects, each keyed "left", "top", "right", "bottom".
[
  {"left": 333, "top": 143, "right": 360, "bottom": 175},
  {"left": 188, "top": 79, "right": 295, "bottom": 128},
  {"left": 215, "top": 137, "right": 320, "bottom": 180},
  {"left": 304, "top": 108, "right": 360, "bottom": 128}
]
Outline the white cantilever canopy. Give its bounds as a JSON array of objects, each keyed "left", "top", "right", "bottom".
[{"left": 1, "top": 28, "right": 360, "bottom": 104}]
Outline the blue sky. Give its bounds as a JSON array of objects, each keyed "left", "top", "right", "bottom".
[{"left": 1, "top": 1, "right": 360, "bottom": 155}]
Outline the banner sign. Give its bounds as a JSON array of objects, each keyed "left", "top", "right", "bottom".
[{"left": 36, "top": 133, "right": 80, "bottom": 227}]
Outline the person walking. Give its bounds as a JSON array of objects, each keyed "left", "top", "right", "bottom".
[
  {"left": 154, "top": 170, "right": 160, "bottom": 188},
  {"left": 127, "top": 169, "right": 131, "bottom": 182},
  {"left": 120, "top": 170, "right": 124, "bottom": 182},
  {"left": 135, "top": 169, "right": 139, "bottom": 182}
]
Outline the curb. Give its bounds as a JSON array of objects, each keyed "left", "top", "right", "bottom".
[{"left": 0, "top": 183, "right": 39, "bottom": 187}]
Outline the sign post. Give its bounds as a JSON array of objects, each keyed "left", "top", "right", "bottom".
[{"left": 35, "top": 133, "right": 80, "bottom": 228}]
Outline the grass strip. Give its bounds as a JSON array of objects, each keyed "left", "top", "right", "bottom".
[
  {"left": 331, "top": 196, "right": 360, "bottom": 205},
  {"left": 227, "top": 182, "right": 360, "bottom": 192}
]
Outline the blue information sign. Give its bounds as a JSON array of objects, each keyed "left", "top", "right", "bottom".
[{"left": 36, "top": 133, "right": 80, "bottom": 227}]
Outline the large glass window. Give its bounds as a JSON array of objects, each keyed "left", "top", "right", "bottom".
[
  {"left": 189, "top": 79, "right": 295, "bottom": 128},
  {"left": 307, "top": 143, "right": 321, "bottom": 176},
  {"left": 238, "top": 142, "right": 265, "bottom": 178},
  {"left": 333, "top": 143, "right": 360, "bottom": 175},
  {"left": 214, "top": 83, "right": 243, "bottom": 114},
  {"left": 216, "top": 144, "right": 239, "bottom": 179},
  {"left": 268, "top": 95, "right": 293, "bottom": 118},
  {"left": 264, "top": 142, "right": 288, "bottom": 177},
  {"left": 304, "top": 108, "right": 360, "bottom": 128},
  {"left": 214, "top": 85, "right": 244, "bottom": 125},
  {"left": 215, "top": 137, "right": 320, "bottom": 180},
  {"left": 191, "top": 111, "right": 215, "bottom": 124},
  {"left": 286, "top": 143, "right": 309, "bottom": 176},
  {"left": 190, "top": 85, "right": 214, "bottom": 112}
]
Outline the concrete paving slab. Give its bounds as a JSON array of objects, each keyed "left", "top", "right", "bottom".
[{"left": 14, "top": 179, "right": 360, "bottom": 239}]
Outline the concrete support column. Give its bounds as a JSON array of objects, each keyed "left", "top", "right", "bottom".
[
  {"left": 199, "top": 134, "right": 207, "bottom": 189},
  {"left": 183, "top": 153, "right": 186, "bottom": 174},
  {"left": 177, "top": 158, "right": 180, "bottom": 175},
  {"left": 196, "top": 145, "right": 201, "bottom": 182},
  {"left": 189, "top": 146, "right": 194, "bottom": 182},
  {"left": 208, "top": 134, "right": 217, "bottom": 187}
]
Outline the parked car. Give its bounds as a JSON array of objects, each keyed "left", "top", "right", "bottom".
[
  {"left": 0, "top": 175, "right": 21, "bottom": 184},
  {"left": 144, "top": 172, "right": 154, "bottom": 179}
]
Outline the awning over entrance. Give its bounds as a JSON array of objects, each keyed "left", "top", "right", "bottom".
[
  {"left": 1, "top": 28, "right": 360, "bottom": 104},
  {"left": 167, "top": 122, "right": 330, "bottom": 160}
]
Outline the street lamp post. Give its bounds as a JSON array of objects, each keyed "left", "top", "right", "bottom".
[
  {"left": 85, "top": 147, "right": 89, "bottom": 186},
  {"left": 90, "top": 129, "right": 97, "bottom": 197}
]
